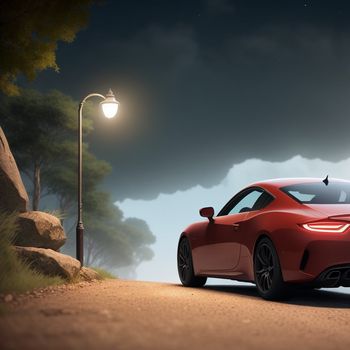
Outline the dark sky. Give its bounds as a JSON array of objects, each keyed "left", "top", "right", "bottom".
[{"left": 28, "top": 0, "right": 350, "bottom": 200}]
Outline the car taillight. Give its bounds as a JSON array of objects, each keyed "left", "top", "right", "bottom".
[{"left": 302, "top": 221, "right": 350, "bottom": 233}]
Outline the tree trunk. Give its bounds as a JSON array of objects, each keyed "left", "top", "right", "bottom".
[{"left": 32, "top": 162, "right": 41, "bottom": 211}]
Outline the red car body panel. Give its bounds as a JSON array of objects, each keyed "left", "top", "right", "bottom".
[{"left": 180, "top": 178, "right": 350, "bottom": 285}]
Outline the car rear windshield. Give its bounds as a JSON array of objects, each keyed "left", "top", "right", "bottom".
[{"left": 280, "top": 182, "right": 350, "bottom": 204}]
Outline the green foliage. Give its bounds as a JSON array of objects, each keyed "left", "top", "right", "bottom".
[
  {"left": 0, "top": 89, "right": 95, "bottom": 210},
  {"left": 0, "top": 1, "right": 94, "bottom": 95},
  {"left": 84, "top": 196, "right": 156, "bottom": 268},
  {"left": 91, "top": 267, "right": 116, "bottom": 279},
  {"left": 44, "top": 141, "right": 111, "bottom": 213},
  {"left": 0, "top": 212, "right": 63, "bottom": 293},
  {"left": 1, "top": 89, "right": 93, "bottom": 169},
  {"left": 1, "top": 88, "right": 156, "bottom": 274}
]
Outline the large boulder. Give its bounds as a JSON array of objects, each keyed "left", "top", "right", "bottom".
[
  {"left": 15, "top": 211, "right": 66, "bottom": 250},
  {"left": 0, "top": 127, "right": 29, "bottom": 212},
  {"left": 79, "top": 266, "right": 103, "bottom": 281},
  {"left": 14, "top": 246, "right": 81, "bottom": 280}
]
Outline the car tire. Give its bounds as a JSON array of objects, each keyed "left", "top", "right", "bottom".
[
  {"left": 254, "top": 237, "right": 290, "bottom": 300},
  {"left": 177, "top": 237, "right": 207, "bottom": 287}
]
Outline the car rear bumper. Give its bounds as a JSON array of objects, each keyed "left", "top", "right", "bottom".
[
  {"left": 278, "top": 232, "right": 350, "bottom": 283},
  {"left": 302, "top": 240, "right": 350, "bottom": 277},
  {"left": 314, "top": 264, "right": 350, "bottom": 288}
]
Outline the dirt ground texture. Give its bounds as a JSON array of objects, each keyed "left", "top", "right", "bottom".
[{"left": 1, "top": 279, "right": 350, "bottom": 350}]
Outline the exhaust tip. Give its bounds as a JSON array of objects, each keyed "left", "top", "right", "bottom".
[
  {"left": 315, "top": 265, "right": 350, "bottom": 288},
  {"left": 341, "top": 269, "right": 350, "bottom": 287},
  {"left": 321, "top": 270, "right": 341, "bottom": 287},
  {"left": 326, "top": 270, "right": 341, "bottom": 280}
]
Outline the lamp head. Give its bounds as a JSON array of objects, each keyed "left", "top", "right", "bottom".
[{"left": 100, "top": 89, "right": 119, "bottom": 118}]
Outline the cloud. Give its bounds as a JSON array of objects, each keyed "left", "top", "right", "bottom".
[
  {"left": 29, "top": 3, "right": 350, "bottom": 201},
  {"left": 103, "top": 24, "right": 198, "bottom": 84},
  {"left": 104, "top": 22, "right": 350, "bottom": 200},
  {"left": 231, "top": 25, "right": 336, "bottom": 60},
  {"left": 117, "top": 155, "right": 350, "bottom": 283}
]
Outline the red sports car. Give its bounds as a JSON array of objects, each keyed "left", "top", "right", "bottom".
[{"left": 177, "top": 178, "right": 350, "bottom": 300}]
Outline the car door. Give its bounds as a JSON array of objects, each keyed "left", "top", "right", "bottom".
[{"left": 198, "top": 189, "right": 265, "bottom": 274}]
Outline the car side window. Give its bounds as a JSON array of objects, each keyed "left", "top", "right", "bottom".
[
  {"left": 227, "top": 190, "right": 263, "bottom": 215},
  {"left": 218, "top": 188, "right": 274, "bottom": 216}
]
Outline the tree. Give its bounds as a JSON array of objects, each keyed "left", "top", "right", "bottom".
[
  {"left": 0, "top": 89, "right": 93, "bottom": 210},
  {"left": 43, "top": 140, "right": 111, "bottom": 216},
  {"left": 0, "top": 0, "right": 93, "bottom": 95},
  {"left": 47, "top": 150, "right": 156, "bottom": 272},
  {"left": 1, "top": 89, "right": 156, "bottom": 274},
  {"left": 83, "top": 193, "right": 156, "bottom": 268}
]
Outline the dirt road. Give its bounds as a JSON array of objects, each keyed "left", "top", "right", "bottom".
[{"left": 1, "top": 279, "right": 350, "bottom": 350}]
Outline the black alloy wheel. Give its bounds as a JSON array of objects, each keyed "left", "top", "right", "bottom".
[
  {"left": 254, "top": 237, "right": 289, "bottom": 300},
  {"left": 177, "top": 237, "right": 207, "bottom": 287}
]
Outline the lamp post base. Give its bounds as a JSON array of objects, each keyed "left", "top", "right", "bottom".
[{"left": 76, "top": 224, "right": 84, "bottom": 266}]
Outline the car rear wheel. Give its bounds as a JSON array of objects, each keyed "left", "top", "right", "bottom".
[
  {"left": 254, "top": 237, "right": 289, "bottom": 300},
  {"left": 177, "top": 237, "right": 207, "bottom": 287}
]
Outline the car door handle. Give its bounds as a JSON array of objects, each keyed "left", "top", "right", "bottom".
[{"left": 232, "top": 223, "right": 240, "bottom": 230}]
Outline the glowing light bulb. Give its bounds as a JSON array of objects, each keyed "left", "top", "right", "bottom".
[{"left": 100, "top": 89, "right": 119, "bottom": 118}]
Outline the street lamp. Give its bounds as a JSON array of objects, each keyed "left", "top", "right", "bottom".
[{"left": 76, "top": 89, "right": 119, "bottom": 266}]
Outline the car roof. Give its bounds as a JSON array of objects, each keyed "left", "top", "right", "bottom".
[{"left": 249, "top": 177, "right": 350, "bottom": 190}]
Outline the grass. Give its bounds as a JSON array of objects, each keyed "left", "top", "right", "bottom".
[
  {"left": 43, "top": 209, "right": 67, "bottom": 221},
  {"left": 91, "top": 267, "right": 116, "bottom": 279},
  {"left": 0, "top": 211, "right": 64, "bottom": 294}
]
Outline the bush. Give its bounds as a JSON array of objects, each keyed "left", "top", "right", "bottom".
[{"left": 0, "top": 211, "right": 63, "bottom": 293}]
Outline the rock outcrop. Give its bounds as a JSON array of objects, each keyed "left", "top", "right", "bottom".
[
  {"left": 1, "top": 127, "right": 80, "bottom": 281},
  {"left": 0, "top": 127, "right": 29, "bottom": 212},
  {"left": 14, "top": 246, "right": 81, "bottom": 280},
  {"left": 15, "top": 211, "right": 66, "bottom": 250},
  {"left": 79, "top": 267, "right": 103, "bottom": 281}
]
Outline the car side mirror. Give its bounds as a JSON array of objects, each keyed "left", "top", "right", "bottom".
[{"left": 199, "top": 207, "right": 214, "bottom": 222}]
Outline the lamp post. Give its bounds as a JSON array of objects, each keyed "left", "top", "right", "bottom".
[{"left": 76, "top": 89, "right": 119, "bottom": 266}]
